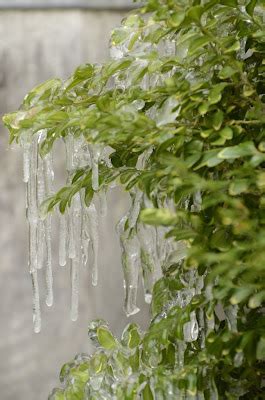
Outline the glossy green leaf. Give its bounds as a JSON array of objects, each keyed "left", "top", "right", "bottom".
[{"left": 97, "top": 327, "right": 117, "bottom": 350}]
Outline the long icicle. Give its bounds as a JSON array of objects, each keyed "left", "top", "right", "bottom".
[
  {"left": 137, "top": 223, "right": 155, "bottom": 304},
  {"left": 117, "top": 215, "right": 140, "bottom": 316},
  {"left": 87, "top": 203, "right": 99, "bottom": 287},
  {"left": 27, "top": 133, "right": 41, "bottom": 331},
  {"left": 31, "top": 269, "right": 41, "bottom": 333},
  {"left": 23, "top": 142, "right": 31, "bottom": 183},
  {"left": 59, "top": 213, "right": 67, "bottom": 267},
  {"left": 36, "top": 151, "right": 45, "bottom": 270},
  {"left": 88, "top": 145, "right": 101, "bottom": 192},
  {"left": 43, "top": 153, "right": 54, "bottom": 307},
  {"left": 70, "top": 193, "right": 82, "bottom": 321},
  {"left": 45, "top": 215, "right": 53, "bottom": 307}
]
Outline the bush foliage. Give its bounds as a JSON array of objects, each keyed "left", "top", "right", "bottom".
[{"left": 3, "top": 0, "right": 265, "bottom": 398}]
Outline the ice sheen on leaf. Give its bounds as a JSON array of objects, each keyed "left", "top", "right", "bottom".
[{"left": 3, "top": 0, "right": 265, "bottom": 398}]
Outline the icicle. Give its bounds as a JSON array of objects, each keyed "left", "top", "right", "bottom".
[
  {"left": 81, "top": 207, "right": 91, "bottom": 267},
  {"left": 23, "top": 142, "right": 31, "bottom": 183},
  {"left": 43, "top": 153, "right": 54, "bottom": 195},
  {"left": 27, "top": 134, "right": 39, "bottom": 273},
  {"left": 31, "top": 269, "right": 41, "bottom": 333},
  {"left": 65, "top": 134, "right": 74, "bottom": 173},
  {"left": 183, "top": 311, "right": 199, "bottom": 342},
  {"left": 191, "top": 190, "right": 202, "bottom": 212},
  {"left": 117, "top": 216, "right": 140, "bottom": 316},
  {"left": 128, "top": 189, "right": 143, "bottom": 229},
  {"left": 177, "top": 340, "right": 186, "bottom": 368},
  {"left": 98, "top": 189, "right": 107, "bottom": 217},
  {"left": 225, "top": 305, "right": 238, "bottom": 333},
  {"left": 137, "top": 223, "right": 156, "bottom": 303},
  {"left": 155, "top": 226, "right": 169, "bottom": 267},
  {"left": 101, "top": 147, "right": 113, "bottom": 169},
  {"left": 36, "top": 153, "right": 46, "bottom": 270},
  {"left": 88, "top": 145, "right": 101, "bottom": 192},
  {"left": 198, "top": 309, "right": 206, "bottom": 348},
  {"left": 44, "top": 215, "right": 53, "bottom": 307},
  {"left": 59, "top": 213, "right": 67, "bottom": 267},
  {"left": 68, "top": 204, "right": 76, "bottom": 260},
  {"left": 87, "top": 203, "right": 99, "bottom": 286},
  {"left": 70, "top": 194, "right": 82, "bottom": 321},
  {"left": 39, "top": 147, "right": 54, "bottom": 307}
]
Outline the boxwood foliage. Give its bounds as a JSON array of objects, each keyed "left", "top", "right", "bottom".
[{"left": 3, "top": 0, "right": 265, "bottom": 398}]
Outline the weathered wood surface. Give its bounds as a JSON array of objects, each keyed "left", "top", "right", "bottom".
[{"left": 0, "top": 9, "right": 149, "bottom": 400}]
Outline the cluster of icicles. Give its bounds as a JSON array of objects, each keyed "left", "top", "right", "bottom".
[
  {"left": 22, "top": 131, "right": 106, "bottom": 333},
  {"left": 21, "top": 130, "right": 170, "bottom": 333}
]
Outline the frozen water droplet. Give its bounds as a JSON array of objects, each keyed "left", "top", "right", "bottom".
[{"left": 132, "top": 99, "right": 145, "bottom": 110}]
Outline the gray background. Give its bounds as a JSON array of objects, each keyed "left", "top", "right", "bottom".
[{"left": 0, "top": 3, "right": 149, "bottom": 400}]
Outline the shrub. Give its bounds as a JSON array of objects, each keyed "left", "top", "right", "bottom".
[{"left": 3, "top": 0, "right": 265, "bottom": 398}]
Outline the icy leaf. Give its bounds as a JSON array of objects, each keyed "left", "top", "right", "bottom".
[
  {"left": 121, "top": 323, "right": 141, "bottom": 349},
  {"left": 97, "top": 326, "right": 117, "bottom": 350}
]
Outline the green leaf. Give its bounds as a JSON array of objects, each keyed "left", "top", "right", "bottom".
[
  {"left": 198, "top": 102, "right": 209, "bottom": 116},
  {"left": 219, "top": 126, "right": 233, "bottom": 140},
  {"left": 248, "top": 290, "right": 265, "bottom": 309},
  {"left": 256, "top": 337, "right": 265, "bottom": 360},
  {"left": 218, "top": 141, "right": 257, "bottom": 159},
  {"left": 195, "top": 149, "right": 223, "bottom": 169},
  {"left": 208, "top": 83, "right": 227, "bottom": 105},
  {"left": 142, "top": 383, "right": 154, "bottom": 400},
  {"left": 187, "top": 373, "right": 197, "bottom": 396},
  {"left": 121, "top": 323, "right": 141, "bottom": 349},
  {"left": 140, "top": 208, "right": 176, "bottom": 226},
  {"left": 224, "top": 40, "right": 240, "bottom": 54},
  {"left": 218, "top": 65, "right": 238, "bottom": 79},
  {"left": 246, "top": 0, "right": 257, "bottom": 16},
  {"left": 220, "top": 0, "right": 238, "bottom": 6},
  {"left": 229, "top": 179, "right": 248, "bottom": 195},
  {"left": 230, "top": 287, "right": 253, "bottom": 305},
  {"left": 97, "top": 326, "right": 117, "bottom": 350},
  {"left": 188, "top": 36, "right": 211, "bottom": 56},
  {"left": 186, "top": 5, "right": 205, "bottom": 23},
  {"left": 212, "top": 109, "right": 224, "bottom": 130},
  {"left": 169, "top": 11, "right": 185, "bottom": 27}
]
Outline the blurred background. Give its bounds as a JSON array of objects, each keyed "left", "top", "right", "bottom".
[{"left": 0, "top": 1, "right": 149, "bottom": 399}]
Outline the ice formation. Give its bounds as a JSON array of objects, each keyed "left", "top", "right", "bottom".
[{"left": 19, "top": 30, "right": 204, "bottom": 341}]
